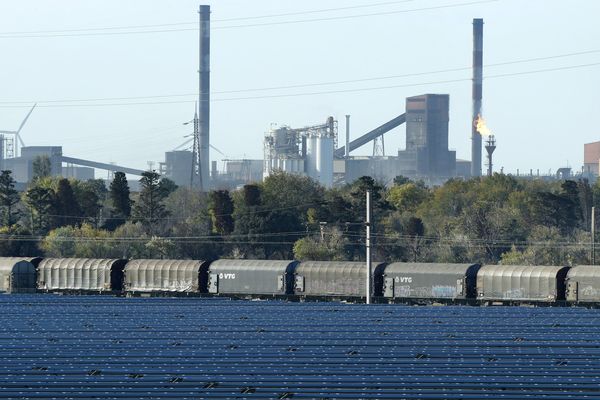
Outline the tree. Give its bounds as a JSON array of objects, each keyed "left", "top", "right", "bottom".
[
  {"left": 107, "top": 172, "right": 132, "bottom": 230},
  {"left": 293, "top": 227, "right": 349, "bottom": 261},
  {"left": 231, "top": 185, "right": 267, "bottom": 258},
  {"left": 41, "top": 225, "right": 78, "bottom": 257},
  {"left": 109, "top": 222, "right": 148, "bottom": 259},
  {"left": 164, "top": 187, "right": 220, "bottom": 260},
  {"left": 0, "top": 170, "right": 20, "bottom": 226},
  {"left": 132, "top": 171, "right": 170, "bottom": 235},
  {"left": 23, "top": 186, "right": 55, "bottom": 233},
  {"left": 72, "top": 180, "right": 104, "bottom": 227},
  {"left": 0, "top": 225, "right": 38, "bottom": 257},
  {"left": 387, "top": 182, "right": 430, "bottom": 213},
  {"left": 209, "top": 190, "right": 234, "bottom": 236},
  {"left": 32, "top": 155, "right": 52, "bottom": 180},
  {"left": 54, "top": 178, "right": 82, "bottom": 227},
  {"left": 110, "top": 172, "right": 132, "bottom": 217},
  {"left": 159, "top": 178, "right": 178, "bottom": 197},
  {"left": 393, "top": 175, "right": 411, "bottom": 186},
  {"left": 145, "top": 236, "right": 176, "bottom": 259}
]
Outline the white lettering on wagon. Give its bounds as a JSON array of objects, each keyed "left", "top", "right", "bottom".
[{"left": 218, "top": 273, "right": 236, "bottom": 280}]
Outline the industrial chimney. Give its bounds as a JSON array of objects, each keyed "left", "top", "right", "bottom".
[
  {"left": 471, "top": 18, "right": 484, "bottom": 177},
  {"left": 198, "top": 5, "right": 210, "bottom": 191},
  {"left": 485, "top": 135, "right": 496, "bottom": 177}
]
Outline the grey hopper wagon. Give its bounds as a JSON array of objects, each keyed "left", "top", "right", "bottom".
[
  {"left": 0, "top": 258, "right": 37, "bottom": 293},
  {"left": 382, "top": 262, "right": 480, "bottom": 300},
  {"left": 124, "top": 259, "right": 209, "bottom": 294},
  {"left": 294, "top": 261, "right": 386, "bottom": 298},
  {"left": 565, "top": 266, "right": 600, "bottom": 303},
  {"left": 477, "top": 265, "right": 570, "bottom": 303},
  {"left": 37, "top": 258, "right": 127, "bottom": 292},
  {"left": 208, "top": 260, "right": 298, "bottom": 296}
]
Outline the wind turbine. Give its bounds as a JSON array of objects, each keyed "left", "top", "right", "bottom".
[{"left": 0, "top": 103, "right": 36, "bottom": 157}]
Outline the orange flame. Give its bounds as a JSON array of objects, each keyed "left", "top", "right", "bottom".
[{"left": 475, "top": 114, "right": 493, "bottom": 136}]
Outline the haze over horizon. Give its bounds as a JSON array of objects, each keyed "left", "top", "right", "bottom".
[{"left": 0, "top": 0, "right": 598, "bottom": 178}]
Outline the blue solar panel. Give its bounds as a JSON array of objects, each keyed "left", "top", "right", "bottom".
[{"left": 1, "top": 295, "right": 600, "bottom": 398}]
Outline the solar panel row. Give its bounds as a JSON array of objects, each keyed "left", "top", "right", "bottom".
[{"left": 1, "top": 295, "right": 599, "bottom": 399}]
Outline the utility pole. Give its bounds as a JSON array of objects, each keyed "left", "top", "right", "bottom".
[
  {"left": 366, "top": 190, "right": 372, "bottom": 304},
  {"left": 592, "top": 206, "right": 596, "bottom": 265}
]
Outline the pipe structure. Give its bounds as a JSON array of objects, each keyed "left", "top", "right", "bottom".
[
  {"left": 198, "top": 5, "right": 210, "bottom": 191},
  {"left": 345, "top": 115, "right": 350, "bottom": 158},
  {"left": 471, "top": 18, "right": 484, "bottom": 177},
  {"left": 335, "top": 113, "right": 405, "bottom": 157}
]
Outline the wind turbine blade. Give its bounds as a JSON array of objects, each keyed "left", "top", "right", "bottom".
[
  {"left": 210, "top": 144, "right": 227, "bottom": 157},
  {"left": 0, "top": 130, "right": 17, "bottom": 134},
  {"left": 173, "top": 138, "right": 193, "bottom": 151},
  {"left": 17, "top": 133, "right": 25, "bottom": 148},
  {"left": 16, "top": 103, "right": 36, "bottom": 135}
]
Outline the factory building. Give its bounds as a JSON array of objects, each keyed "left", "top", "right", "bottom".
[
  {"left": 160, "top": 150, "right": 194, "bottom": 187},
  {"left": 342, "top": 94, "right": 457, "bottom": 185},
  {"left": 584, "top": 141, "right": 600, "bottom": 177},
  {"left": 263, "top": 117, "right": 336, "bottom": 188},
  {"left": 399, "top": 94, "right": 456, "bottom": 177},
  {"left": 3, "top": 146, "right": 63, "bottom": 182}
]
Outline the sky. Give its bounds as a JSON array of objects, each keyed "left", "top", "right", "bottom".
[{"left": 0, "top": 0, "right": 599, "bottom": 178}]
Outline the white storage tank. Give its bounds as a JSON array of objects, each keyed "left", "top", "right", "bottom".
[{"left": 306, "top": 133, "right": 334, "bottom": 187}]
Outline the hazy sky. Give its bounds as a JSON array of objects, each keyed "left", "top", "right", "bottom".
[{"left": 0, "top": 0, "right": 599, "bottom": 177}]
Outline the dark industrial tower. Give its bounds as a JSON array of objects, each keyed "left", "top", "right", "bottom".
[
  {"left": 197, "top": 5, "right": 210, "bottom": 191},
  {"left": 485, "top": 135, "right": 496, "bottom": 177},
  {"left": 471, "top": 18, "right": 484, "bottom": 177},
  {"left": 404, "top": 94, "right": 456, "bottom": 177}
]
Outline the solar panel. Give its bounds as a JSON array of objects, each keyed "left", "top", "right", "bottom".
[{"left": 1, "top": 295, "right": 600, "bottom": 398}]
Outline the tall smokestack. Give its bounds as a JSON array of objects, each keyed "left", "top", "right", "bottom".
[
  {"left": 471, "top": 18, "right": 483, "bottom": 177},
  {"left": 198, "top": 5, "right": 210, "bottom": 191}
]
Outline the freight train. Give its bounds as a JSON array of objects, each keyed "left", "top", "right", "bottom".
[{"left": 1, "top": 257, "right": 599, "bottom": 305}]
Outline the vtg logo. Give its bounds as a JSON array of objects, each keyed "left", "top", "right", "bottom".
[
  {"left": 395, "top": 276, "right": 412, "bottom": 283},
  {"left": 219, "top": 273, "right": 236, "bottom": 280}
]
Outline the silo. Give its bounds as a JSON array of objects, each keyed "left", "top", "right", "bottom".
[{"left": 306, "top": 133, "right": 334, "bottom": 187}]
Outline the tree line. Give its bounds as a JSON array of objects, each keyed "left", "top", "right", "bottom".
[{"left": 0, "top": 163, "right": 598, "bottom": 266}]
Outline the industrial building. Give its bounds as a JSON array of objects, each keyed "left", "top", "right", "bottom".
[
  {"left": 263, "top": 117, "right": 337, "bottom": 188},
  {"left": 340, "top": 94, "right": 457, "bottom": 185},
  {"left": 584, "top": 141, "right": 600, "bottom": 177},
  {"left": 2, "top": 145, "right": 144, "bottom": 185}
]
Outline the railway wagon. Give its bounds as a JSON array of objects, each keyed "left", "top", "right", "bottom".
[
  {"left": 208, "top": 260, "right": 298, "bottom": 296},
  {"left": 382, "top": 263, "right": 481, "bottom": 301},
  {"left": 565, "top": 266, "right": 600, "bottom": 303},
  {"left": 477, "top": 265, "right": 570, "bottom": 303},
  {"left": 124, "top": 259, "right": 210, "bottom": 294},
  {"left": 294, "top": 261, "right": 386, "bottom": 298},
  {"left": 0, "top": 258, "right": 38, "bottom": 293},
  {"left": 37, "top": 258, "right": 127, "bottom": 292}
]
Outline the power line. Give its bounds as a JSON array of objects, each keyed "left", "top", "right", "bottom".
[
  {"left": 4, "top": 49, "right": 598, "bottom": 106},
  {"left": 1, "top": 61, "right": 597, "bottom": 108},
  {"left": 0, "top": 0, "right": 423, "bottom": 36},
  {"left": 0, "top": 0, "right": 498, "bottom": 38}
]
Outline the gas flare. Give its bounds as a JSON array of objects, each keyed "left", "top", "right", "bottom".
[{"left": 474, "top": 114, "right": 493, "bottom": 136}]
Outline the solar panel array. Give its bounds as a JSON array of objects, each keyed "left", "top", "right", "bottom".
[{"left": 1, "top": 295, "right": 600, "bottom": 399}]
